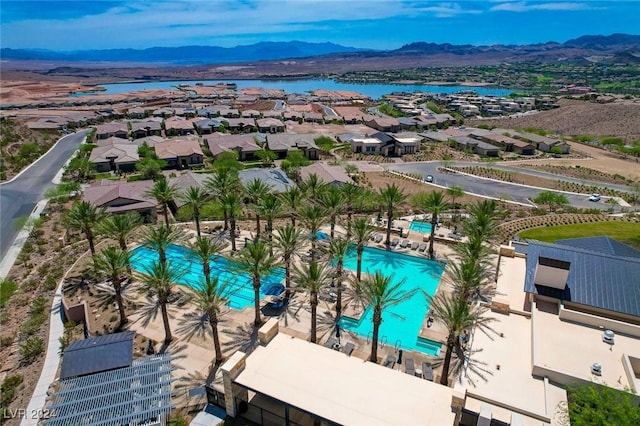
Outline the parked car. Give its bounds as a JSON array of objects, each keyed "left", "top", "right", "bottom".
[
  {"left": 588, "top": 194, "right": 601, "bottom": 202},
  {"left": 425, "top": 175, "right": 434, "bottom": 183}
]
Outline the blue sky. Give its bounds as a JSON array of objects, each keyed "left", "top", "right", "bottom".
[{"left": 1, "top": 1, "right": 638, "bottom": 51}]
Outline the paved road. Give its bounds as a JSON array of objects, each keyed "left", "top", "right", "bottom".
[
  {"left": 385, "top": 161, "right": 624, "bottom": 211},
  {"left": 0, "top": 130, "right": 88, "bottom": 261}
]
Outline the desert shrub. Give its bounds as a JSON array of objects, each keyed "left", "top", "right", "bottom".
[
  {"left": 30, "top": 296, "right": 47, "bottom": 314},
  {"left": 0, "top": 334, "right": 15, "bottom": 347},
  {"left": 58, "top": 321, "right": 77, "bottom": 352},
  {"left": 0, "top": 375, "right": 23, "bottom": 408},
  {"left": 20, "top": 337, "right": 44, "bottom": 364},
  {"left": 19, "top": 313, "right": 46, "bottom": 337},
  {"left": 22, "top": 279, "right": 39, "bottom": 292},
  {"left": 0, "top": 279, "right": 18, "bottom": 308},
  {"left": 42, "top": 275, "right": 58, "bottom": 291},
  {"left": 109, "top": 314, "right": 118, "bottom": 323}
]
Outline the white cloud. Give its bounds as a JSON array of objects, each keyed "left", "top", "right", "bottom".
[{"left": 490, "top": 1, "right": 594, "bottom": 12}]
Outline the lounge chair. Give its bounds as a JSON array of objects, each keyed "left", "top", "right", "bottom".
[
  {"left": 400, "top": 239, "right": 410, "bottom": 248},
  {"left": 374, "top": 234, "right": 383, "bottom": 243},
  {"left": 422, "top": 362, "right": 434, "bottom": 381},
  {"left": 342, "top": 342, "right": 355, "bottom": 356},
  {"left": 405, "top": 358, "right": 415, "bottom": 375},
  {"left": 411, "top": 241, "right": 419, "bottom": 250},
  {"left": 391, "top": 237, "right": 399, "bottom": 247},
  {"left": 383, "top": 355, "right": 396, "bottom": 368},
  {"left": 418, "top": 242, "right": 427, "bottom": 252}
]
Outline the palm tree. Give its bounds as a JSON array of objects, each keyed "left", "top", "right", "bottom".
[
  {"left": 318, "top": 186, "right": 344, "bottom": 239},
  {"left": 179, "top": 186, "right": 209, "bottom": 236},
  {"left": 235, "top": 240, "right": 281, "bottom": 326},
  {"left": 378, "top": 184, "right": 407, "bottom": 247},
  {"left": 294, "top": 261, "right": 332, "bottom": 343},
  {"left": 413, "top": 191, "right": 449, "bottom": 259},
  {"left": 97, "top": 212, "right": 141, "bottom": 272},
  {"left": 447, "top": 256, "right": 496, "bottom": 304},
  {"left": 205, "top": 169, "right": 240, "bottom": 230},
  {"left": 300, "top": 173, "right": 327, "bottom": 200},
  {"left": 258, "top": 193, "right": 283, "bottom": 243},
  {"left": 191, "top": 277, "right": 232, "bottom": 363},
  {"left": 463, "top": 200, "right": 500, "bottom": 243},
  {"left": 328, "top": 237, "right": 351, "bottom": 319},
  {"left": 355, "top": 271, "right": 414, "bottom": 363},
  {"left": 446, "top": 185, "right": 465, "bottom": 222},
  {"left": 280, "top": 186, "right": 305, "bottom": 227},
  {"left": 273, "top": 224, "right": 304, "bottom": 297},
  {"left": 190, "top": 236, "right": 228, "bottom": 286},
  {"left": 93, "top": 246, "right": 130, "bottom": 326},
  {"left": 427, "top": 292, "right": 491, "bottom": 386},
  {"left": 350, "top": 217, "right": 373, "bottom": 281},
  {"left": 141, "top": 225, "right": 186, "bottom": 265},
  {"left": 244, "top": 178, "right": 273, "bottom": 239},
  {"left": 136, "top": 260, "right": 179, "bottom": 344},
  {"left": 64, "top": 201, "right": 107, "bottom": 256},
  {"left": 220, "top": 192, "right": 242, "bottom": 252},
  {"left": 339, "top": 183, "right": 361, "bottom": 237},
  {"left": 145, "top": 178, "right": 179, "bottom": 227},
  {"left": 299, "top": 205, "right": 327, "bottom": 262}
]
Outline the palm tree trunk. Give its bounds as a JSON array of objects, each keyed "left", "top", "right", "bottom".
[
  {"left": 330, "top": 216, "right": 335, "bottom": 239},
  {"left": 290, "top": 214, "right": 296, "bottom": 227},
  {"left": 203, "top": 263, "right": 211, "bottom": 286},
  {"left": 284, "top": 255, "right": 291, "bottom": 297},
  {"left": 428, "top": 214, "right": 438, "bottom": 259},
  {"left": 114, "top": 278, "right": 128, "bottom": 326},
  {"left": 222, "top": 208, "right": 229, "bottom": 230},
  {"left": 160, "top": 300, "right": 172, "bottom": 343},
  {"left": 255, "top": 214, "right": 261, "bottom": 239},
  {"left": 194, "top": 212, "right": 201, "bottom": 237},
  {"left": 162, "top": 202, "right": 170, "bottom": 227},
  {"left": 336, "top": 261, "right": 344, "bottom": 318},
  {"left": 346, "top": 212, "right": 353, "bottom": 239},
  {"left": 310, "top": 294, "right": 317, "bottom": 343},
  {"left": 311, "top": 236, "right": 318, "bottom": 263},
  {"left": 253, "top": 276, "right": 262, "bottom": 327},
  {"left": 440, "top": 337, "right": 454, "bottom": 386},
  {"left": 159, "top": 247, "right": 167, "bottom": 265},
  {"left": 357, "top": 247, "right": 363, "bottom": 281},
  {"left": 385, "top": 210, "right": 392, "bottom": 246},
  {"left": 209, "top": 315, "right": 223, "bottom": 363},
  {"left": 86, "top": 229, "right": 96, "bottom": 256},
  {"left": 229, "top": 217, "right": 237, "bottom": 252},
  {"left": 370, "top": 310, "right": 381, "bottom": 362}
]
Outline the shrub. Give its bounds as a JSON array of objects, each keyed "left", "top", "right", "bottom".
[
  {"left": 0, "top": 279, "right": 17, "bottom": 308},
  {"left": 109, "top": 314, "right": 118, "bottom": 323},
  {"left": 19, "top": 313, "right": 46, "bottom": 336},
  {"left": 42, "top": 275, "right": 58, "bottom": 291},
  {"left": 0, "top": 334, "right": 15, "bottom": 347},
  {"left": 20, "top": 337, "right": 44, "bottom": 364},
  {"left": 0, "top": 375, "right": 23, "bottom": 408},
  {"left": 30, "top": 296, "right": 47, "bottom": 315}
]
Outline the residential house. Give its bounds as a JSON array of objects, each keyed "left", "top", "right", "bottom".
[
  {"left": 152, "top": 107, "right": 175, "bottom": 118},
  {"left": 241, "top": 109, "right": 261, "bottom": 118},
  {"left": 168, "top": 171, "right": 209, "bottom": 208},
  {"left": 127, "top": 106, "right": 149, "bottom": 119},
  {"left": 300, "top": 163, "right": 354, "bottom": 186},
  {"left": 154, "top": 138, "right": 204, "bottom": 169},
  {"left": 452, "top": 136, "right": 500, "bottom": 157},
  {"left": 349, "top": 132, "right": 420, "bottom": 156},
  {"left": 303, "top": 112, "right": 324, "bottom": 123},
  {"left": 471, "top": 130, "right": 536, "bottom": 155},
  {"left": 164, "top": 117, "right": 196, "bottom": 136},
  {"left": 349, "top": 134, "right": 390, "bottom": 155},
  {"left": 89, "top": 142, "right": 139, "bottom": 172},
  {"left": 238, "top": 168, "right": 294, "bottom": 193},
  {"left": 392, "top": 132, "right": 422, "bottom": 155},
  {"left": 131, "top": 135, "right": 164, "bottom": 148},
  {"left": 283, "top": 111, "right": 301, "bottom": 122},
  {"left": 94, "top": 136, "right": 129, "bottom": 147},
  {"left": 194, "top": 118, "right": 224, "bottom": 135},
  {"left": 256, "top": 118, "right": 286, "bottom": 133},
  {"left": 420, "top": 131, "right": 451, "bottom": 144},
  {"left": 130, "top": 120, "right": 162, "bottom": 139},
  {"left": 223, "top": 118, "right": 256, "bottom": 133},
  {"left": 205, "top": 133, "right": 262, "bottom": 160},
  {"left": 83, "top": 180, "right": 157, "bottom": 221},
  {"left": 397, "top": 117, "right": 425, "bottom": 130},
  {"left": 504, "top": 130, "right": 571, "bottom": 154},
  {"left": 266, "top": 133, "right": 319, "bottom": 160},
  {"left": 94, "top": 122, "right": 128, "bottom": 140},
  {"left": 365, "top": 117, "right": 400, "bottom": 133},
  {"left": 218, "top": 108, "right": 240, "bottom": 118}
]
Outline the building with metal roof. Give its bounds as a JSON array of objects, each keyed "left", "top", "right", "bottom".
[
  {"left": 524, "top": 239, "right": 640, "bottom": 320},
  {"left": 44, "top": 354, "right": 173, "bottom": 426}
]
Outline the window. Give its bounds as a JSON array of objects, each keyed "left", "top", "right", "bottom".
[{"left": 538, "top": 256, "right": 571, "bottom": 270}]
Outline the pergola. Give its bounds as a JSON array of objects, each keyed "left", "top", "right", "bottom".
[{"left": 42, "top": 354, "right": 174, "bottom": 426}]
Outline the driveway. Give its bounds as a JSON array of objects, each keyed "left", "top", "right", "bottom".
[
  {"left": 385, "top": 161, "right": 623, "bottom": 210},
  {"left": 0, "top": 130, "right": 89, "bottom": 263}
]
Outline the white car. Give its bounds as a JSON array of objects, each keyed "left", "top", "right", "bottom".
[{"left": 588, "top": 194, "right": 601, "bottom": 202}]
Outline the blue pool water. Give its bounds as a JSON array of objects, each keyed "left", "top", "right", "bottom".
[
  {"left": 130, "top": 244, "right": 285, "bottom": 310},
  {"left": 338, "top": 246, "right": 444, "bottom": 356},
  {"left": 409, "top": 221, "right": 433, "bottom": 234}
]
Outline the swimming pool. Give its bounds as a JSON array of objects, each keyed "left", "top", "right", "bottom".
[
  {"left": 409, "top": 221, "right": 433, "bottom": 234},
  {"left": 338, "top": 246, "right": 444, "bottom": 356},
  {"left": 130, "top": 244, "right": 285, "bottom": 310}
]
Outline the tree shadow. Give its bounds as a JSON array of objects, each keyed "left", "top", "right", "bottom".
[{"left": 221, "top": 322, "right": 260, "bottom": 355}]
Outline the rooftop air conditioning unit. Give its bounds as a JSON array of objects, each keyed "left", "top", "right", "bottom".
[
  {"left": 591, "top": 363, "right": 602, "bottom": 376},
  {"left": 603, "top": 330, "right": 615, "bottom": 344}
]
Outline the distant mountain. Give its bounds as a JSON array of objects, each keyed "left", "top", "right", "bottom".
[
  {"left": 0, "top": 41, "right": 366, "bottom": 64},
  {"left": 563, "top": 33, "right": 640, "bottom": 50}
]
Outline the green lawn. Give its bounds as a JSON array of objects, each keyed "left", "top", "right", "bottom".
[{"left": 518, "top": 222, "right": 640, "bottom": 249}]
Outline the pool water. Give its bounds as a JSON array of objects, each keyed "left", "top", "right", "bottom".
[
  {"left": 338, "top": 246, "right": 444, "bottom": 356},
  {"left": 409, "top": 221, "right": 433, "bottom": 234},
  {"left": 130, "top": 244, "right": 285, "bottom": 310}
]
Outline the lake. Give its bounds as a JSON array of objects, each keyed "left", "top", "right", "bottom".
[{"left": 77, "top": 79, "right": 516, "bottom": 99}]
